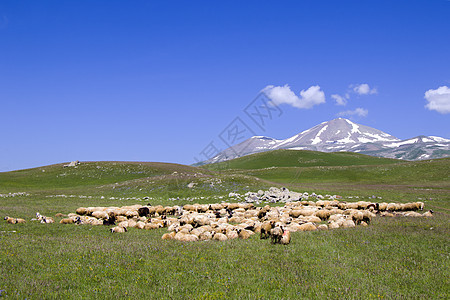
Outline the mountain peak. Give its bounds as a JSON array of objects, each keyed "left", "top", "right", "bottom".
[{"left": 200, "top": 119, "right": 449, "bottom": 164}]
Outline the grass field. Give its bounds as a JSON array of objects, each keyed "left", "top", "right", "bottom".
[{"left": 1, "top": 155, "right": 449, "bottom": 299}]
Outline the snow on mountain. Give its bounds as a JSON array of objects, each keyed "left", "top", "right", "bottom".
[{"left": 200, "top": 118, "right": 450, "bottom": 164}]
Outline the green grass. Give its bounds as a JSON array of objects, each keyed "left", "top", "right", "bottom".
[
  {"left": 234, "top": 158, "right": 450, "bottom": 185},
  {"left": 203, "top": 149, "right": 402, "bottom": 171},
  {"left": 0, "top": 159, "right": 449, "bottom": 299}
]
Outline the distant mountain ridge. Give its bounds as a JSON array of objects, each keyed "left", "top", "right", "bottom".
[{"left": 202, "top": 118, "right": 450, "bottom": 164}]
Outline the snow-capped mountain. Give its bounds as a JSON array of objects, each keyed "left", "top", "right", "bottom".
[{"left": 202, "top": 118, "right": 450, "bottom": 164}]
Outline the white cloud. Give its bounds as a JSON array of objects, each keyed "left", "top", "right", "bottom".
[
  {"left": 351, "top": 83, "right": 377, "bottom": 95},
  {"left": 424, "top": 86, "right": 450, "bottom": 114},
  {"left": 337, "top": 107, "right": 368, "bottom": 117},
  {"left": 331, "top": 94, "right": 348, "bottom": 106},
  {"left": 263, "top": 84, "right": 325, "bottom": 109}
]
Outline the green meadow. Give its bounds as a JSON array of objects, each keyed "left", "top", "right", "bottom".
[{"left": 1, "top": 151, "right": 449, "bottom": 299}]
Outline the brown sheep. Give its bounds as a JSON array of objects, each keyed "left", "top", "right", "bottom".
[
  {"left": 260, "top": 220, "right": 275, "bottom": 239},
  {"left": 60, "top": 218, "right": 74, "bottom": 224},
  {"left": 314, "top": 209, "right": 331, "bottom": 220},
  {"left": 237, "top": 229, "right": 252, "bottom": 240},
  {"left": 212, "top": 232, "right": 228, "bottom": 241},
  {"left": 270, "top": 226, "right": 284, "bottom": 244},
  {"left": 297, "top": 222, "right": 317, "bottom": 231},
  {"left": 162, "top": 232, "right": 176, "bottom": 240},
  {"left": 4, "top": 217, "right": 17, "bottom": 224}
]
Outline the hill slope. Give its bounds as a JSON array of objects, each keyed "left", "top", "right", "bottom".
[
  {"left": 203, "top": 149, "right": 402, "bottom": 171},
  {"left": 0, "top": 161, "right": 213, "bottom": 191}
]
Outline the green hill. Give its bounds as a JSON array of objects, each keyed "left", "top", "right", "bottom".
[
  {"left": 0, "top": 161, "right": 213, "bottom": 191},
  {"left": 203, "top": 149, "right": 402, "bottom": 171},
  {"left": 241, "top": 157, "right": 450, "bottom": 185}
]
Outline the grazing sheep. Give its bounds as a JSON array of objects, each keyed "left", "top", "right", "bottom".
[
  {"left": 138, "top": 207, "right": 150, "bottom": 217},
  {"left": 314, "top": 209, "right": 331, "bottom": 220},
  {"left": 102, "top": 215, "right": 116, "bottom": 226},
  {"left": 237, "top": 229, "right": 252, "bottom": 240},
  {"left": 92, "top": 211, "right": 109, "bottom": 220},
  {"left": 111, "top": 226, "right": 127, "bottom": 233},
  {"left": 60, "top": 218, "right": 74, "bottom": 224},
  {"left": 135, "top": 221, "right": 146, "bottom": 229},
  {"left": 212, "top": 232, "right": 228, "bottom": 241},
  {"left": 280, "top": 230, "right": 291, "bottom": 245},
  {"left": 317, "top": 224, "right": 328, "bottom": 230},
  {"left": 75, "top": 207, "right": 87, "bottom": 215},
  {"left": 199, "top": 231, "right": 213, "bottom": 241},
  {"left": 417, "top": 202, "right": 425, "bottom": 211},
  {"left": 342, "top": 219, "right": 356, "bottom": 228},
  {"left": 226, "top": 230, "right": 239, "bottom": 240},
  {"left": 297, "top": 223, "right": 317, "bottom": 232},
  {"left": 260, "top": 220, "right": 275, "bottom": 239},
  {"left": 304, "top": 216, "right": 322, "bottom": 223},
  {"left": 270, "top": 226, "right": 284, "bottom": 244},
  {"left": 328, "top": 222, "right": 340, "bottom": 229},
  {"left": 162, "top": 232, "right": 176, "bottom": 240},
  {"left": 174, "top": 232, "right": 198, "bottom": 242},
  {"left": 125, "top": 210, "right": 139, "bottom": 218},
  {"left": 144, "top": 223, "right": 162, "bottom": 230}
]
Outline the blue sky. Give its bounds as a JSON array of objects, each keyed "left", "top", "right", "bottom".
[{"left": 1, "top": 0, "right": 449, "bottom": 171}]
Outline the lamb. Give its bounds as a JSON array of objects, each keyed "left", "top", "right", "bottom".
[
  {"left": 111, "top": 226, "right": 127, "bottom": 233},
  {"left": 280, "top": 230, "right": 291, "bottom": 245}
]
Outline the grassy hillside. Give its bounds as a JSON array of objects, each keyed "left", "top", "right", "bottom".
[
  {"left": 0, "top": 161, "right": 213, "bottom": 191},
  {"left": 203, "top": 149, "right": 401, "bottom": 171},
  {"left": 240, "top": 157, "right": 450, "bottom": 185},
  {"left": 0, "top": 158, "right": 448, "bottom": 298}
]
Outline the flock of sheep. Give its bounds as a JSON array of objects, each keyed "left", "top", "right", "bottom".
[{"left": 3, "top": 199, "right": 433, "bottom": 245}]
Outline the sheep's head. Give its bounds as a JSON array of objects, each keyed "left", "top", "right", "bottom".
[{"left": 4, "top": 216, "right": 9, "bottom": 220}]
